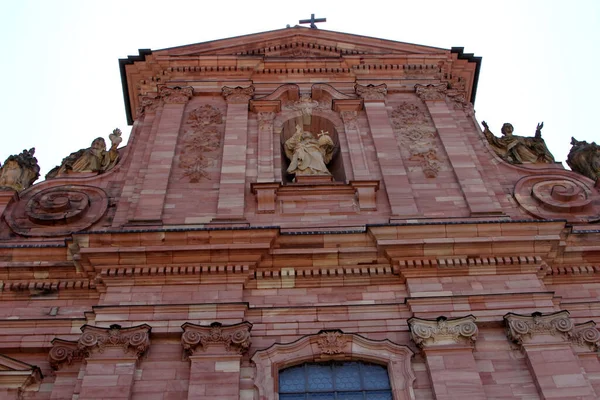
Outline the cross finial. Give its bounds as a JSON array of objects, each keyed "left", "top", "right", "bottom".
[{"left": 299, "top": 14, "right": 326, "bottom": 29}]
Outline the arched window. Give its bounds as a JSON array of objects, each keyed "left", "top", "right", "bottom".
[{"left": 279, "top": 361, "right": 392, "bottom": 400}]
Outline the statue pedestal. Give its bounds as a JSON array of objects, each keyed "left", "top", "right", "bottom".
[{"left": 293, "top": 175, "right": 333, "bottom": 184}]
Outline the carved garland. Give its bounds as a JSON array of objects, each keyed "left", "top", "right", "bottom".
[
  {"left": 390, "top": 102, "right": 441, "bottom": 178},
  {"left": 181, "top": 321, "right": 252, "bottom": 358},
  {"left": 408, "top": 315, "right": 478, "bottom": 347},
  {"left": 179, "top": 104, "right": 224, "bottom": 182}
]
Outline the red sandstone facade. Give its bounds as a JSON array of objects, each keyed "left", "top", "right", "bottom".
[{"left": 1, "top": 27, "right": 600, "bottom": 399}]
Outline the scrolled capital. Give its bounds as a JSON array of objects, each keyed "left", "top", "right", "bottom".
[
  {"left": 181, "top": 321, "right": 252, "bottom": 358},
  {"left": 408, "top": 315, "right": 478, "bottom": 348},
  {"left": 78, "top": 323, "right": 151, "bottom": 358},
  {"left": 158, "top": 85, "right": 194, "bottom": 104},
  {"left": 504, "top": 311, "right": 573, "bottom": 345},
  {"left": 355, "top": 83, "right": 387, "bottom": 101},
  {"left": 222, "top": 85, "right": 255, "bottom": 104},
  {"left": 415, "top": 83, "right": 448, "bottom": 101}
]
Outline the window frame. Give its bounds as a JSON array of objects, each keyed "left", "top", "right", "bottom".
[{"left": 252, "top": 331, "right": 416, "bottom": 400}]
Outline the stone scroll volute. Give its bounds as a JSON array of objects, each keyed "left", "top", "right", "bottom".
[
  {"left": 408, "top": 315, "right": 478, "bottom": 348},
  {"left": 180, "top": 321, "right": 252, "bottom": 359}
]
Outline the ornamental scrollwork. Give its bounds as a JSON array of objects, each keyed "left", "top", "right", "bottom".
[
  {"left": 49, "top": 339, "right": 84, "bottom": 371},
  {"left": 158, "top": 85, "right": 194, "bottom": 104},
  {"left": 504, "top": 311, "right": 573, "bottom": 345},
  {"left": 78, "top": 324, "right": 151, "bottom": 358},
  {"left": 180, "top": 321, "right": 252, "bottom": 359},
  {"left": 408, "top": 315, "right": 478, "bottom": 348}
]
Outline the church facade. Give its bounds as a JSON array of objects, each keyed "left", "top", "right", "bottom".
[{"left": 1, "top": 26, "right": 600, "bottom": 399}]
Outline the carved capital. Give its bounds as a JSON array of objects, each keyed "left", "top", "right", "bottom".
[
  {"left": 78, "top": 324, "right": 151, "bottom": 358},
  {"left": 158, "top": 85, "right": 193, "bottom": 104},
  {"left": 355, "top": 83, "right": 387, "bottom": 101},
  {"left": 504, "top": 311, "right": 573, "bottom": 345},
  {"left": 222, "top": 85, "right": 255, "bottom": 104},
  {"left": 49, "top": 339, "right": 84, "bottom": 371},
  {"left": 408, "top": 315, "right": 478, "bottom": 348},
  {"left": 136, "top": 96, "right": 162, "bottom": 116},
  {"left": 181, "top": 321, "right": 252, "bottom": 358},
  {"left": 571, "top": 321, "right": 600, "bottom": 351},
  {"left": 257, "top": 111, "right": 276, "bottom": 130},
  {"left": 415, "top": 83, "right": 448, "bottom": 101}
]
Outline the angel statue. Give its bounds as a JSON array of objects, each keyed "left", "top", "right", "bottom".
[
  {"left": 481, "top": 121, "right": 555, "bottom": 164},
  {"left": 284, "top": 125, "right": 335, "bottom": 178}
]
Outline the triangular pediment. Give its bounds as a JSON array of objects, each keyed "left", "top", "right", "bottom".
[{"left": 155, "top": 27, "right": 447, "bottom": 58}]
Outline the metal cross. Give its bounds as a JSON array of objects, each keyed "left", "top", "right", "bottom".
[{"left": 299, "top": 14, "right": 326, "bottom": 29}]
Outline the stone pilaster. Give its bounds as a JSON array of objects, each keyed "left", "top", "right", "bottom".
[
  {"left": 48, "top": 339, "right": 85, "bottom": 399},
  {"left": 250, "top": 100, "right": 279, "bottom": 183},
  {"left": 334, "top": 99, "right": 370, "bottom": 179},
  {"left": 409, "top": 315, "right": 486, "bottom": 400},
  {"left": 181, "top": 321, "right": 252, "bottom": 400},
  {"left": 77, "top": 324, "right": 151, "bottom": 399},
  {"left": 505, "top": 311, "right": 598, "bottom": 399},
  {"left": 356, "top": 84, "right": 419, "bottom": 217},
  {"left": 131, "top": 85, "right": 193, "bottom": 224},
  {"left": 415, "top": 83, "right": 503, "bottom": 216},
  {"left": 215, "top": 86, "right": 254, "bottom": 220}
]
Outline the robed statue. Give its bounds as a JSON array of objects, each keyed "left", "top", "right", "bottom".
[
  {"left": 567, "top": 137, "right": 600, "bottom": 182},
  {"left": 0, "top": 148, "right": 40, "bottom": 192},
  {"left": 284, "top": 125, "right": 335, "bottom": 178},
  {"left": 481, "top": 121, "right": 555, "bottom": 164},
  {"left": 46, "top": 129, "right": 122, "bottom": 179}
]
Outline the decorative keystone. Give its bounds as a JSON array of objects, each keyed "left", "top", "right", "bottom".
[
  {"left": 355, "top": 83, "right": 387, "bottom": 101},
  {"left": 222, "top": 85, "right": 255, "bottom": 104},
  {"left": 181, "top": 321, "right": 252, "bottom": 358},
  {"left": 158, "top": 85, "right": 194, "bottom": 104},
  {"left": 408, "top": 315, "right": 478, "bottom": 348},
  {"left": 415, "top": 83, "right": 448, "bottom": 101},
  {"left": 317, "top": 330, "right": 347, "bottom": 355},
  {"left": 49, "top": 339, "right": 84, "bottom": 371},
  {"left": 78, "top": 324, "right": 151, "bottom": 358}
]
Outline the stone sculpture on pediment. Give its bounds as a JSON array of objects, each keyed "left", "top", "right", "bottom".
[
  {"left": 46, "top": 129, "right": 122, "bottom": 179},
  {"left": 0, "top": 148, "right": 40, "bottom": 192},
  {"left": 284, "top": 125, "right": 335, "bottom": 178},
  {"left": 481, "top": 121, "right": 555, "bottom": 164},
  {"left": 179, "top": 105, "right": 224, "bottom": 182},
  {"left": 567, "top": 137, "right": 600, "bottom": 182}
]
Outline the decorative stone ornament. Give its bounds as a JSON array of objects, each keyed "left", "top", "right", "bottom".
[
  {"left": 505, "top": 311, "right": 600, "bottom": 351},
  {"left": 78, "top": 324, "right": 151, "bottom": 358},
  {"left": 180, "top": 321, "right": 252, "bottom": 358},
  {"left": 48, "top": 339, "right": 84, "bottom": 371},
  {"left": 408, "top": 315, "right": 478, "bottom": 347},
  {"left": 481, "top": 121, "right": 555, "bottom": 164},
  {"left": 0, "top": 148, "right": 40, "bottom": 192},
  {"left": 222, "top": 85, "right": 255, "bottom": 103},
  {"left": 415, "top": 83, "right": 447, "bottom": 101},
  {"left": 158, "top": 85, "right": 194, "bottom": 104},
  {"left": 317, "top": 330, "right": 346, "bottom": 355},
  {"left": 567, "top": 137, "right": 600, "bottom": 182},
  {"left": 355, "top": 83, "right": 387, "bottom": 101}
]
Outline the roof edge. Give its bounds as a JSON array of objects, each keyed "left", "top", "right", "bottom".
[
  {"left": 451, "top": 47, "right": 482, "bottom": 105},
  {"left": 119, "top": 49, "right": 152, "bottom": 126}
]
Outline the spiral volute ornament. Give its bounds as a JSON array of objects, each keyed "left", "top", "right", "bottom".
[
  {"left": 49, "top": 346, "right": 72, "bottom": 365},
  {"left": 412, "top": 324, "right": 432, "bottom": 340},
  {"left": 5, "top": 185, "right": 109, "bottom": 236},
  {"left": 129, "top": 331, "right": 149, "bottom": 348},
  {"left": 458, "top": 321, "right": 478, "bottom": 337},
  {"left": 510, "top": 320, "right": 530, "bottom": 336},
  {"left": 552, "top": 317, "right": 574, "bottom": 333},
  {"left": 79, "top": 332, "right": 98, "bottom": 348}
]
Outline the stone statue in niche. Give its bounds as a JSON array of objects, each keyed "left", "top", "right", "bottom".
[
  {"left": 481, "top": 121, "right": 555, "bottom": 164},
  {"left": 46, "top": 129, "right": 122, "bottom": 179},
  {"left": 567, "top": 137, "right": 600, "bottom": 182},
  {"left": 284, "top": 125, "right": 334, "bottom": 178},
  {"left": 0, "top": 148, "right": 40, "bottom": 191}
]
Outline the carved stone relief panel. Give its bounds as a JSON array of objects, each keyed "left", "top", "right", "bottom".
[
  {"left": 390, "top": 102, "right": 442, "bottom": 178},
  {"left": 178, "top": 104, "right": 225, "bottom": 183}
]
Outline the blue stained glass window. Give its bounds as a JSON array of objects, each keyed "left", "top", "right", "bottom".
[{"left": 279, "top": 361, "right": 392, "bottom": 400}]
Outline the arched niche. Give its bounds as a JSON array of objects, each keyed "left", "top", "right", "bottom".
[{"left": 278, "top": 114, "right": 346, "bottom": 183}]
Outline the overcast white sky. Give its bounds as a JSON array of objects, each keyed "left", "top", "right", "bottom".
[{"left": 1, "top": 1, "right": 598, "bottom": 179}]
